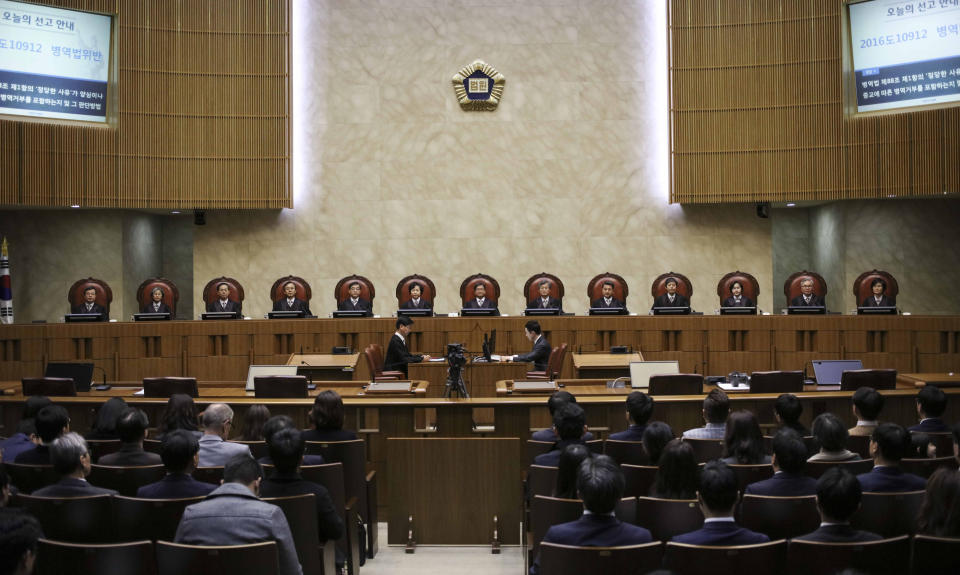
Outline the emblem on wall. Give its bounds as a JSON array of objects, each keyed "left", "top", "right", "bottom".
[{"left": 451, "top": 60, "right": 505, "bottom": 111}]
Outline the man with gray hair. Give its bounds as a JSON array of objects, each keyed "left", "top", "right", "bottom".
[
  {"left": 33, "top": 432, "right": 116, "bottom": 497},
  {"left": 198, "top": 403, "right": 251, "bottom": 467}
]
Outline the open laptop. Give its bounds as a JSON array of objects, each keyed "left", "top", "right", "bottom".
[
  {"left": 629, "top": 361, "right": 680, "bottom": 388},
  {"left": 811, "top": 359, "right": 863, "bottom": 390},
  {"left": 245, "top": 364, "right": 299, "bottom": 392}
]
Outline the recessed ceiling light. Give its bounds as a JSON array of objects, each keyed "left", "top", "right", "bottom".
[
  {"left": 171, "top": 211, "right": 181, "bottom": 214},
  {"left": 786, "top": 202, "right": 795, "bottom": 207},
  {"left": 70, "top": 204, "right": 80, "bottom": 208}
]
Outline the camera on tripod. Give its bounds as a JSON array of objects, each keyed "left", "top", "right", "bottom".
[
  {"left": 443, "top": 342, "right": 469, "bottom": 398},
  {"left": 446, "top": 343, "right": 466, "bottom": 368}
]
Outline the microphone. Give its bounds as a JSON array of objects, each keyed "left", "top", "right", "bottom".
[
  {"left": 300, "top": 345, "right": 303, "bottom": 355},
  {"left": 92, "top": 366, "right": 111, "bottom": 391}
]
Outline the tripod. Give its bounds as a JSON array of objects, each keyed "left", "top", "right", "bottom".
[{"left": 443, "top": 364, "right": 469, "bottom": 398}]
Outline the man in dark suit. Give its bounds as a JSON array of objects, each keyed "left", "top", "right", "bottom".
[
  {"left": 527, "top": 280, "right": 561, "bottom": 311},
  {"left": 857, "top": 424, "right": 926, "bottom": 492},
  {"left": 530, "top": 455, "right": 652, "bottom": 575},
  {"left": 790, "top": 277, "right": 824, "bottom": 307},
  {"left": 909, "top": 385, "right": 950, "bottom": 433},
  {"left": 98, "top": 408, "right": 162, "bottom": 467},
  {"left": 463, "top": 282, "right": 499, "bottom": 315},
  {"left": 338, "top": 281, "right": 372, "bottom": 313},
  {"left": 534, "top": 403, "right": 588, "bottom": 467},
  {"left": 399, "top": 282, "right": 431, "bottom": 310},
  {"left": 861, "top": 278, "right": 894, "bottom": 307},
  {"left": 271, "top": 281, "right": 311, "bottom": 315},
  {"left": 652, "top": 277, "right": 689, "bottom": 309},
  {"left": 383, "top": 316, "right": 430, "bottom": 377},
  {"left": 745, "top": 428, "right": 818, "bottom": 496},
  {"left": 608, "top": 392, "right": 654, "bottom": 441},
  {"left": 141, "top": 287, "right": 173, "bottom": 314},
  {"left": 773, "top": 393, "right": 809, "bottom": 436},
  {"left": 258, "top": 415, "right": 324, "bottom": 466},
  {"left": 795, "top": 467, "right": 883, "bottom": 542},
  {"left": 590, "top": 281, "right": 623, "bottom": 309},
  {"left": 530, "top": 392, "right": 594, "bottom": 442},
  {"left": 71, "top": 286, "right": 107, "bottom": 320},
  {"left": 671, "top": 461, "right": 770, "bottom": 546},
  {"left": 33, "top": 432, "right": 117, "bottom": 497},
  {"left": 136, "top": 430, "right": 216, "bottom": 499},
  {"left": 510, "top": 320, "right": 550, "bottom": 372},
  {"left": 14, "top": 405, "right": 69, "bottom": 465},
  {"left": 206, "top": 282, "right": 242, "bottom": 314}
]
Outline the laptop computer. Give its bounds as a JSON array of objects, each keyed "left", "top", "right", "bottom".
[
  {"left": 629, "top": 361, "right": 680, "bottom": 389},
  {"left": 811, "top": 359, "right": 863, "bottom": 390},
  {"left": 245, "top": 364, "right": 299, "bottom": 392},
  {"left": 44, "top": 362, "right": 95, "bottom": 392}
]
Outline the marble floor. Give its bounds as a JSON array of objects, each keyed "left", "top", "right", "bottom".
[{"left": 361, "top": 523, "right": 524, "bottom": 575}]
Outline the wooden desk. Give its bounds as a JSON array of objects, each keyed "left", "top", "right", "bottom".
[
  {"left": 409, "top": 360, "right": 529, "bottom": 398},
  {"left": 572, "top": 353, "right": 644, "bottom": 378},
  {"left": 897, "top": 373, "right": 960, "bottom": 388},
  {"left": 286, "top": 353, "right": 359, "bottom": 381}
]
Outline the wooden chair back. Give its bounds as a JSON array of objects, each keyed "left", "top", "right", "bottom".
[
  {"left": 900, "top": 456, "right": 957, "bottom": 478},
  {"left": 739, "top": 495, "right": 820, "bottom": 540},
  {"left": 528, "top": 465, "right": 559, "bottom": 499},
  {"left": 850, "top": 490, "right": 924, "bottom": 537},
  {"left": 36, "top": 539, "right": 155, "bottom": 575},
  {"left": 785, "top": 535, "right": 910, "bottom": 575},
  {"left": 192, "top": 467, "right": 224, "bottom": 485},
  {"left": 526, "top": 440, "right": 555, "bottom": 464},
  {"left": 728, "top": 464, "right": 774, "bottom": 493},
  {"left": 530, "top": 495, "right": 582, "bottom": 559},
  {"left": 621, "top": 465, "right": 658, "bottom": 498},
  {"left": 665, "top": 540, "right": 787, "bottom": 575},
  {"left": 635, "top": 497, "right": 704, "bottom": 541},
  {"left": 604, "top": 440, "right": 649, "bottom": 466},
  {"left": 3, "top": 463, "right": 59, "bottom": 493},
  {"left": 88, "top": 464, "right": 166, "bottom": 497},
  {"left": 539, "top": 541, "right": 663, "bottom": 575},
  {"left": 16, "top": 493, "right": 115, "bottom": 543},
  {"left": 156, "top": 541, "right": 279, "bottom": 575},
  {"left": 805, "top": 458, "right": 872, "bottom": 479},
  {"left": 261, "top": 493, "right": 324, "bottom": 575},
  {"left": 113, "top": 495, "right": 206, "bottom": 542},
  {"left": 911, "top": 534, "right": 960, "bottom": 575},
  {"left": 683, "top": 437, "right": 724, "bottom": 463},
  {"left": 86, "top": 439, "right": 123, "bottom": 462},
  {"left": 304, "top": 439, "right": 369, "bottom": 527},
  {"left": 845, "top": 434, "right": 872, "bottom": 459}
]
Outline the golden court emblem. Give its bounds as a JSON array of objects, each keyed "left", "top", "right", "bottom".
[{"left": 451, "top": 60, "right": 505, "bottom": 111}]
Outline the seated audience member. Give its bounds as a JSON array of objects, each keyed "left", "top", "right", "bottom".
[
  {"left": 790, "top": 278, "right": 824, "bottom": 307},
  {"left": 400, "top": 282, "right": 431, "bottom": 310},
  {"left": 795, "top": 467, "right": 882, "bottom": 542},
  {"left": 85, "top": 397, "right": 128, "bottom": 440},
  {"left": 682, "top": 389, "right": 729, "bottom": 439},
  {"left": 462, "top": 282, "right": 499, "bottom": 315},
  {"left": 908, "top": 432, "right": 937, "bottom": 459},
  {"left": 534, "top": 403, "right": 588, "bottom": 467},
  {"left": 14, "top": 405, "right": 69, "bottom": 465},
  {"left": 722, "top": 281, "right": 754, "bottom": 308},
  {"left": 861, "top": 278, "right": 893, "bottom": 308},
  {"left": 197, "top": 404, "right": 251, "bottom": 468},
  {"left": 510, "top": 320, "right": 550, "bottom": 372},
  {"left": 0, "top": 396, "right": 51, "bottom": 463},
  {"left": 260, "top": 428, "right": 345, "bottom": 545},
  {"left": 531, "top": 455, "right": 652, "bottom": 575},
  {"left": 849, "top": 387, "right": 885, "bottom": 437},
  {"left": 641, "top": 422, "right": 674, "bottom": 465},
  {"left": 671, "top": 460, "right": 769, "bottom": 545},
  {"left": 156, "top": 393, "right": 202, "bottom": 441},
  {"left": 136, "top": 430, "right": 216, "bottom": 499},
  {"left": 652, "top": 277, "right": 689, "bottom": 309},
  {"left": 97, "top": 408, "right": 162, "bottom": 466},
  {"left": 71, "top": 286, "right": 107, "bottom": 319},
  {"left": 554, "top": 444, "right": 592, "bottom": 499},
  {"left": 808, "top": 413, "right": 860, "bottom": 462},
  {"left": 917, "top": 467, "right": 960, "bottom": 537},
  {"left": 259, "top": 415, "right": 323, "bottom": 466},
  {"left": 591, "top": 281, "right": 623, "bottom": 309},
  {"left": 206, "top": 282, "right": 241, "bottom": 314},
  {"left": 383, "top": 316, "right": 429, "bottom": 376},
  {"left": 338, "top": 281, "right": 372, "bottom": 313},
  {"left": 33, "top": 432, "right": 117, "bottom": 497},
  {"left": 608, "top": 392, "right": 654, "bottom": 441},
  {"left": 721, "top": 410, "right": 771, "bottom": 465},
  {"left": 0, "top": 509, "right": 42, "bottom": 575},
  {"left": 651, "top": 439, "right": 699, "bottom": 500},
  {"left": 272, "top": 281, "right": 310, "bottom": 315},
  {"left": 910, "top": 385, "right": 950, "bottom": 433},
  {"left": 857, "top": 423, "right": 926, "bottom": 492},
  {"left": 175, "top": 454, "right": 302, "bottom": 575},
  {"left": 528, "top": 280, "right": 561, "bottom": 311},
  {"left": 774, "top": 393, "right": 808, "bottom": 436},
  {"left": 237, "top": 404, "right": 271, "bottom": 442},
  {"left": 530, "top": 391, "right": 594, "bottom": 443},
  {"left": 745, "top": 429, "right": 818, "bottom": 496},
  {"left": 302, "top": 391, "right": 359, "bottom": 442}
]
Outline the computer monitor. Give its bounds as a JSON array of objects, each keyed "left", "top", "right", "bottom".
[
  {"left": 461, "top": 308, "right": 498, "bottom": 317},
  {"left": 787, "top": 306, "right": 826, "bottom": 315},
  {"left": 629, "top": 361, "right": 680, "bottom": 389},
  {"left": 857, "top": 306, "right": 897, "bottom": 315},
  {"left": 482, "top": 330, "right": 497, "bottom": 361},
  {"left": 245, "top": 365, "right": 299, "bottom": 392},
  {"left": 267, "top": 310, "right": 305, "bottom": 319},
  {"left": 44, "top": 362, "right": 94, "bottom": 392},
  {"left": 720, "top": 306, "right": 757, "bottom": 315},
  {"left": 811, "top": 360, "right": 864, "bottom": 387},
  {"left": 589, "top": 307, "right": 626, "bottom": 316},
  {"left": 652, "top": 306, "right": 691, "bottom": 316}
]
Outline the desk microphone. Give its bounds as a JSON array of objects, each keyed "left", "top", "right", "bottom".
[{"left": 92, "top": 366, "right": 111, "bottom": 391}]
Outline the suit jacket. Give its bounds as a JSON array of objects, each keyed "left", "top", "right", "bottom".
[
  {"left": 257, "top": 454, "right": 325, "bottom": 467},
  {"left": 175, "top": 483, "right": 302, "bottom": 575},
  {"left": 608, "top": 424, "right": 646, "bottom": 442},
  {"left": 14, "top": 445, "right": 51, "bottom": 465},
  {"left": 197, "top": 435, "right": 252, "bottom": 468},
  {"left": 530, "top": 429, "right": 594, "bottom": 442},
  {"left": 206, "top": 299, "right": 241, "bottom": 313},
  {"left": 33, "top": 476, "right": 117, "bottom": 497},
  {"left": 527, "top": 297, "right": 561, "bottom": 310},
  {"left": 97, "top": 444, "right": 162, "bottom": 466},
  {"left": 0, "top": 433, "right": 37, "bottom": 463},
  {"left": 383, "top": 334, "right": 423, "bottom": 377},
  {"left": 722, "top": 296, "right": 754, "bottom": 308},
  {"left": 856, "top": 466, "right": 926, "bottom": 492},
  {"left": 861, "top": 295, "right": 894, "bottom": 307},
  {"left": 744, "top": 471, "right": 819, "bottom": 497},
  {"left": 790, "top": 294, "right": 825, "bottom": 307},
  {"left": 136, "top": 473, "right": 218, "bottom": 499},
  {"left": 338, "top": 297, "right": 371, "bottom": 312},
  {"left": 514, "top": 335, "right": 550, "bottom": 372},
  {"left": 463, "top": 298, "right": 499, "bottom": 315},
  {"left": 140, "top": 302, "right": 173, "bottom": 314},
  {"left": 909, "top": 418, "right": 950, "bottom": 433},
  {"left": 272, "top": 298, "right": 311, "bottom": 315},
  {"left": 653, "top": 293, "right": 690, "bottom": 308},
  {"left": 531, "top": 514, "right": 652, "bottom": 575},
  {"left": 70, "top": 302, "right": 107, "bottom": 320},
  {"left": 300, "top": 428, "right": 359, "bottom": 442},
  {"left": 591, "top": 297, "right": 623, "bottom": 309},
  {"left": 795, "top": 523, "right": 883, "bottom": 543},
  {"left": 260, "top": 470, "right": 345, "bottom": 542},
  {"left": 671, "top": 519, "right": 770, "bottom": 546},
  {"left": 534, "top": 439, "right": 584, "bottom": 467},
  {"left": 400, "top": 298, "right": 432, "bottom": 310}
]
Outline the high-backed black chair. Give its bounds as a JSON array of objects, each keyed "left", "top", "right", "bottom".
[
  {"left": 749, "top": 371, "right": 803, "bottom": 394},
  {"left": 262, "top": 493, "right": 336, "bottom": 575},
  {"left": 528, "top": 465, "right": 559, "bottom": 499},
  {"left": 15, "top": 493, "right": 115, "bottom": 543},
  {"left": 156, "top": 541, "right": 279, "bottom": 575},
  {"left": 113, "top": 495, "right": 206, "bottom": 542},
  {"left": 540, "top": 541, "right": 663, "bottom": 575},
  {"left": 786, "top": 535, "right": 910, "bottom": 575},
  {"left": 911, "top": 534, "right": 960, "bottom": 575},
  {"left": 253, "top": 375, "right": 308, "bottom": 398},
  {"left": 739, "top": 495, "right": 819, "bottom": 540},
  {"left": 36, "top": 539, "right": 156, "bottom": 575},
  {"left": 22, "top": 377, "right": 76, "bottom": 397},
  {"left": 840, "top": 369, "right": 897, "bottom": 391},
  {"left": 142, "top": 377, "right": 199, "bottom": 398},
  {"left": 648, "top": 374, "right": 703, "bottom": 396},
  {"left": 664, "top": 540, "right": 787, "bottom": 575},
  {"left": 850, "top": 490, "right": 924, "bottom": 537}
]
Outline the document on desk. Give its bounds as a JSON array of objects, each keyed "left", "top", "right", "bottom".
[{"left": 490, "top": 354, "right": 508, "bottom": 362}]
